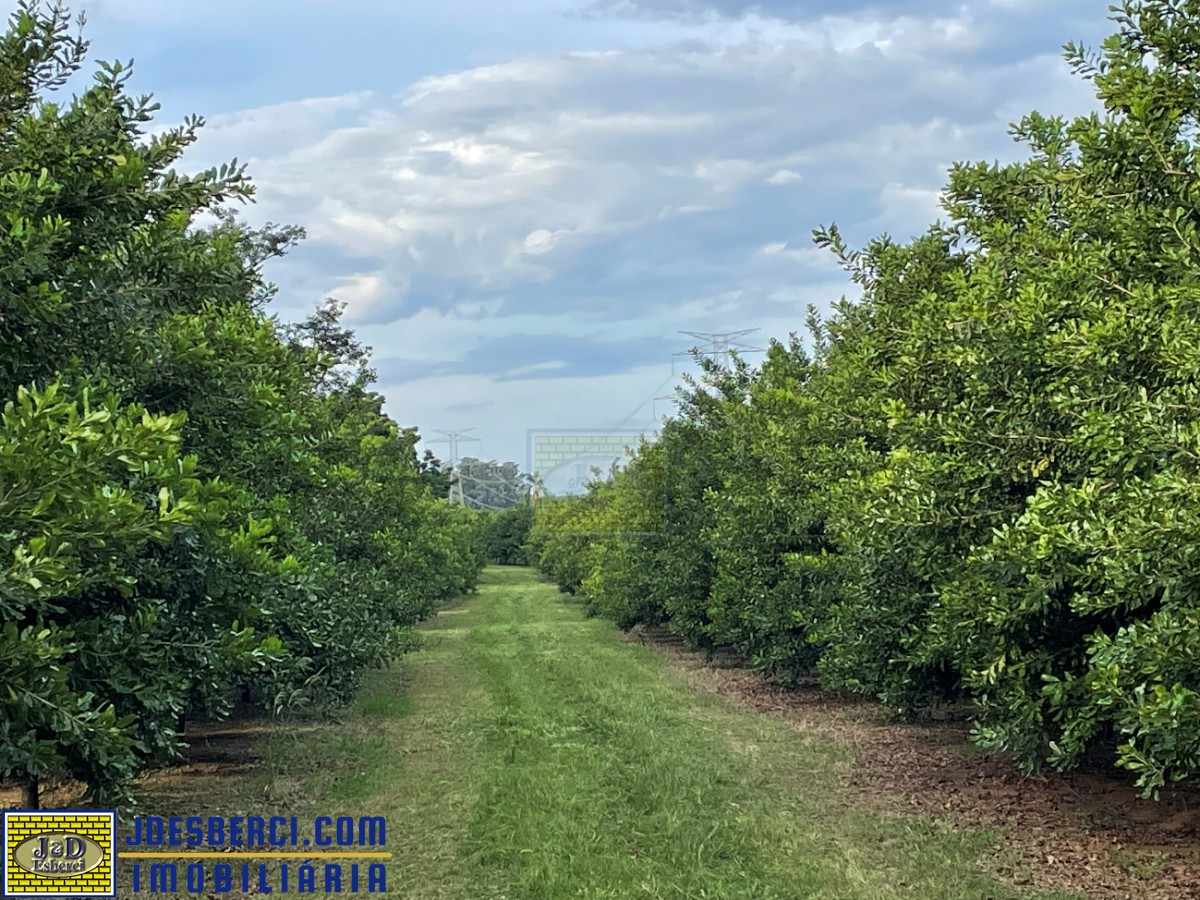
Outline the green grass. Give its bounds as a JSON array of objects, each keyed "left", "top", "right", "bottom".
[{"left": 254, "top": 566, "right": 1081, "bottom": 899}]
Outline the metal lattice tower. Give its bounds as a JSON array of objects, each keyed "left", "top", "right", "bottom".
[
  {"left": 428, "top": 428, "right": 482, "bottom": 505},
  {"left": 676, "top": 329, "right": 764, "bottom": 370}
]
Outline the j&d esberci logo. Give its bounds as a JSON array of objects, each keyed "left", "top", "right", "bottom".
[
  {"left": 4, "top": 810, "right": 390, "bottom": 896},
  {"left": 2, "top": 811, "right": 116, "bottom": 898}
]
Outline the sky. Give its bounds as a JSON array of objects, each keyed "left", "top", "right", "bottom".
[{"left": 69, "top": 0, "right": 1110, "bottom": 482}]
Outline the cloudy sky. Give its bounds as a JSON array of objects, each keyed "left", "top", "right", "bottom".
[{"left": 73, "top": 0, "right": 1108, "bottom": 474}]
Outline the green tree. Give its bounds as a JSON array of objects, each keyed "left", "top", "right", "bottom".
[
  {"left": 414, "top": 448, "right": 453, "bottom": 500},
  {"left": 0, "top": 1, "right": 484, "bottom": 806},
  {"left": 481, "top": 504, "right": 535, "bottom": 565}
]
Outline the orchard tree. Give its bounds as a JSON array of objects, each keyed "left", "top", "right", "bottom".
[{"left": 0, "top": 1, "right": 485, "bottom": 806}]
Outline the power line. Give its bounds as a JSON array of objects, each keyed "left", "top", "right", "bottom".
[
  {"left": 614, "top": 367, "right": 680, "bottom": 430},
  {"left": 620, "top": 325, "right": 760, "bottom": 430},
  {"left": 619, "top": 330, "right": 770, "bottom": 427},
  {"left": 652, "top": 391, "right": 679, "bottom": 420}
]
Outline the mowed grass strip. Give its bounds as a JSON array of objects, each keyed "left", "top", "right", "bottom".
[{"left": 279, "top": 567, "right": 1079, "bottom": 900}]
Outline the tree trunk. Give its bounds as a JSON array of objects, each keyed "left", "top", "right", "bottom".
[{"left": 21, "top": 774, "right": 38, "bottom": 809}]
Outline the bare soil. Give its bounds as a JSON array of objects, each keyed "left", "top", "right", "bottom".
[{"left": 0, "top": 717, "right": 313, "bottom": 812}]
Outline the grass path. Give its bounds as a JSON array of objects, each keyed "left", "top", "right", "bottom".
[{"left": 278, "top": 567, "right": 1076, "bottom": 899}]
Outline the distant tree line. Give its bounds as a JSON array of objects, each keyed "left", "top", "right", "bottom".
[{"left": 452, "top": 457, "right": 532, "bottom": 510}]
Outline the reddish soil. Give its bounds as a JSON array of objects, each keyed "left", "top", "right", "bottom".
[
  {"left": 0, "top": 718, "right": 292, "bottom": 811},
  {"left": 628, "top": 625, "right": 1200, "bottom": 900}
]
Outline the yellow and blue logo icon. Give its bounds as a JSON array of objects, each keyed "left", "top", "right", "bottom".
[{"left": 2, "top": 811, "right": 116, "bottom": 898}]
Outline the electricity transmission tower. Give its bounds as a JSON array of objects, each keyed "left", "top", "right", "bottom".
[
  {"left": 675, "top": 329, "right": 764, "bottom": 370},
  {"left": 646, "top": 330, "right": 767, "bottom": 418},
  {"left": 427, "top": 428, "right": 481, "bottom": 505}
]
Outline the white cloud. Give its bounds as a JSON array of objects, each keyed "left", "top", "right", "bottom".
[
  {"left": 333, "top": 272, "right": 403, "bottom": 323},
  {"left": 760, "top": 240, "right": 825, "bottom": 263},
  {"left": 161, "top": 0, "right": 1109, "bottom": 462},
  {"left": 765, "top": 168, "right": 803, "bottom": 185},
  {"left": 870, "top": 182, "right": 946, "bottom": 232},
  {"left": 521, "top": 229, "right": 561, "bottom": 254}
]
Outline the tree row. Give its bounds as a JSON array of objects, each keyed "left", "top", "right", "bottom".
[
  {"left": 533, "top": 1, "right": 1200, "bottom": 797},
  {"left": 0, "top": 3, "right": 485, "bottom": 807}
]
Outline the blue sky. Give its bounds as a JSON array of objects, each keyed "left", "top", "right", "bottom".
[{"left": 72, "top": 0, "right": 1109, "bottom": 473}]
